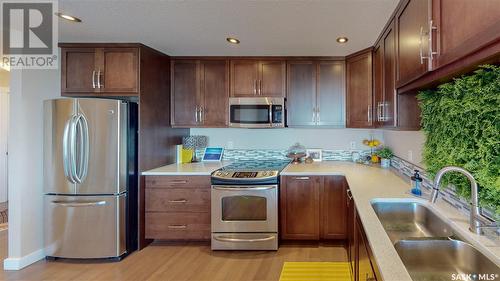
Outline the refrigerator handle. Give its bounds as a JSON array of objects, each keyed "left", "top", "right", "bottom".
[
  {"left": 51, "top": 200, "right": 107, "bottom": 207},
  {"left": 62, "top": 116, "right": 77, "bottom": 184},
  {"left": 68, "top": 115, "right": 79, "bottom": 184},
  {"left": 74, "top": 114, "right": 89, "bottom": 184}
]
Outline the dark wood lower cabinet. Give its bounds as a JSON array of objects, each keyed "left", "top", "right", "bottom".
[
  {"left": 280, "top": 175, "right": 347, "bottom": 240},
  {"left": 280, "top": 176, "right": 321, "bottom": 240},
  {"left": 145, "top": 175, "right": 211, "bottom": 241},
  {"left": 347, "top": 193, "right": 380, "bottom": 281},
  {"left": 321, "top": 176, "right": 347, "bottom": 239}
]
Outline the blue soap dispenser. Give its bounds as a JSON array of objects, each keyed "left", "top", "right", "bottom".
[{"left": 410, "top": 170, "right": 423, "bottom": 196}]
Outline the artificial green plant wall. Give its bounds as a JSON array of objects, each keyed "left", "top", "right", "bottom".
[{"left": 418, "top": 65, "right": 500, "bottom": 214}]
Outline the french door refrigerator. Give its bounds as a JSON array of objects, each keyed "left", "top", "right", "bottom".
[{"left": 43, "top": 98, "right": 138, "bottom": 260}]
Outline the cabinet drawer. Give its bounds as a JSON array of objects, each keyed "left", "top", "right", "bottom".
[
  {"left": 145, "top": 212, "right": 210, "bottom": 240},
  {"left": 145, "top": 188, "right": 210, "bottom": 213},
  {"left": 145, "top": 176, "right": 210, "bottom": 189}
]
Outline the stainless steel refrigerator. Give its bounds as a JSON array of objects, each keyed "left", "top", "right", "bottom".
[{"left": 43, "top": 98, "right": 138, "bottom": 260}]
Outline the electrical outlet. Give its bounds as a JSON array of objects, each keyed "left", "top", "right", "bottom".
[
  {"left": 350, "top": 141, "right": 356, "bottom": 150},
  {"left": 408, "top": 150, "right": 413, "bottom": 161},
  {"left": 226, "top": 141, "right": 234, "bottom": 149}
]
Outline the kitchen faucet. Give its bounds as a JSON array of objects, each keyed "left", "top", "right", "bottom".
[{"left": 430, "top": 166, "right": 492, "bottom": 235}]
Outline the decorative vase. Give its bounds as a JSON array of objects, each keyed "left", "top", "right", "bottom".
[{"left": 381, "top": 158, "right": 391, "bottom": 168}]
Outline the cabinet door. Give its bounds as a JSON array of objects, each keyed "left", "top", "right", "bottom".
[
  {"left": 382, "top": 23, "right": 396, "bottom": 127},
  {"left": 433, "top": 0, "right": 500, "bottom": 69},
  {"left": 286, "top": 61, "right": 316, "bottom": 126},
  {"left": 171, "top": 60, "right": 200, "bottom": 127},
  {"left": 280, "top": 176, "right": 321, "bottom": 240},
  {"left": 99, "top": 48, "right": 139, "bottom": 94},
  {"left": 317, "top": 61, "right": 345, "bottom": 127},
  {"left": 373, "top": 44, "right": 384, "bottom": 128},
  {"left": 230, "top": 60, "right": 259, "bottom": 97},
  {"left": 346, "top": 50, "right": 373, "bottom": 128},
  {"left": 200, "top": 60, "right": 229, "bottom": 127},
  {"left": 259, "top": 61, "right": 286, "bottom": 97},
  {"left": 321, "top": 176, "right": 347, "bottom": 239},
  {"left": 346, "top": 189, "right": 356, "bottom": 280},
  {"left": 357, "top": 219, "right": 377, "bottom": 281},
  {"left": 395, "top": 0, "right": 431, "bottom": 86},
  {"left": 61, "top": 48, "right": 98, "bottom": 93}
]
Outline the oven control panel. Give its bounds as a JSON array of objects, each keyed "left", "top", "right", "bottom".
[{"left": 213, "top": 170, "right": 278, "bottom": 179}]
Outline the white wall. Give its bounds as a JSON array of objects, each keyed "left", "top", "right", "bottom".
[
  {"left": 4, "top": 69, "right": 60, "bottom": 270},
  {"left": 190, "top": 128, "right": 384, "bottom": 150},
  {"left": 383, "top": 130, "right": 425, "bottom": 167},
  {"left": 0, "top": 89, "right": 9, "bottom": 203}
]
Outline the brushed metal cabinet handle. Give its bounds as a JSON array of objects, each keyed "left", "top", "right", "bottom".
[
  {"left": 92, "top": 70, "right": 96, "bottom": 89},
  {"left": 254, "top": 80, "right": 257, "bottom": 95},
  {"left": 97, "top": 69, "right": 102, "bottom": 88},
  {"left": 168, "top": 225, "right": 187, "bottom": 229},
  {"left": 168, "top": 199, "right": 188, "bottom": 203},
  {"left": 294, "top": 176, "right": 310, "bottom": 180},
  {"left": 170, "top": 180, "right": 188, "bottom": 184}
]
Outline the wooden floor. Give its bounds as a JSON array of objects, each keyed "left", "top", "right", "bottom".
[{"left": 0, "top": 232, "right": 347, "bottom": 281}]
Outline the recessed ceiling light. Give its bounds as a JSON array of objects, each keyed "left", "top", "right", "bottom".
[
  {"left": 336, "top": 37, "right": 348, "bottom": 43},
  {"left": 55, "top": 12, "right": 82, "bottom": 23},
  {"left": 226, "top": 37, "right": 240, "bottom": 44}
]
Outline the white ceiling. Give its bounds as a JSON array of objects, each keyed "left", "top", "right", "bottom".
[{"left": 58, "top": 0, "right": 399, "bottom": 56}]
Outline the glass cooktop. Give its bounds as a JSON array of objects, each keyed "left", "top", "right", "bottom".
[{"left": 219, "top": 159, "right": 291, "bottom": 172}]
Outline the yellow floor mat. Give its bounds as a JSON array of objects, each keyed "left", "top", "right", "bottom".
[{"left": 279, "top": 262, "right": 351, "bottom": 281}]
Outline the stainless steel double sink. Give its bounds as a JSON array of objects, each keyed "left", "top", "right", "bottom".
[{"left": 371, "top": 201, "right": 500, "bottom": 281}]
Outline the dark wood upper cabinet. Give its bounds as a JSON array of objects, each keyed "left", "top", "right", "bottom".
[
  {"left": 382, "top": 22, "right": 396, "bottom": 128},
  {"left": 171, "top": 59, "right": 229, "bottom": 127},
  {"left": 259, "top": 61, "right": 286, "bottom": 97},
  {"left": 61, "top": 46, "right": 139, "bottom": 96},
  {"left": 346, "top": 49, "right": 373, "bottom": 128},
  {"left": 171, "top": 60, "right": 199, "bottom": 127},
  {"left": 61, "top": 48, "right": 98, "bottom": 93},
  {"left": 321, "top": 176, "right": 347, "bottom": 239},
  {"left": 100, "top": 48, "right": 139, "bottom": 93},
  {"left": 317, "top": 61, "right": 345, "bottom": 127},
  {"left": 286, "top": 61, "right": 317, "bottom": 127},
  {"left": 395, "top": 0, "right": 431, "bottom": 87},
  {"left": 287, "top": 60, "right": 345, "bottom": 127},
  {"left": 431, "top": 0, "right": 500, "bottom": 69},
  {"left": 231, "top": 60, "right": 285, "bottom": 97},
  {"left": 200, "top": 60, "right": 229, "bottom": 127},
  {"left": 280, "top": 176, "right": 321, "bottom": 240},
  {"left": 373, "top": 44, "right": 384, "bottom": 128},
  {"left": 230, "top": 60, "right": 259, "bottom": 97}
]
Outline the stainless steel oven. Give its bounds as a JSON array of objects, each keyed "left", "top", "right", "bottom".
[
  {"left": 229, "top": 97, "right": 285, "bottom": 128},
  {"left": 211, "top": 160, "right": 290, "bottom": 250},
  {"left": 211, "top": 184, "right": 278, "bottom": 250}
]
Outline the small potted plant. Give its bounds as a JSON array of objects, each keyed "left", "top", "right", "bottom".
[{"left": 376, "top": 147, "right": 393, "bottom": 168}]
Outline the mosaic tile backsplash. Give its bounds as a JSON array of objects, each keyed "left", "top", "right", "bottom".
[{"left": 195, "top": 149, "right": 373, "bottom": 161}]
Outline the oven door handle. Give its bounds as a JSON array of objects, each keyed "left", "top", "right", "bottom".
[
  {"left": 212, "top": 186, "right": 276, "bottom": 191},
  {"left": 213, "top": 235, "right": 276, "bottom": 243}
]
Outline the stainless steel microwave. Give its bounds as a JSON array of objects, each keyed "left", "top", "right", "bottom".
[{"left": 229, "top": 97, "right": 285, "bottom": 128}]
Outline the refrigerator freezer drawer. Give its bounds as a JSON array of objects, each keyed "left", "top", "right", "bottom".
[{"left": 44, "top": 194, "right": 126, "bottom": 259}]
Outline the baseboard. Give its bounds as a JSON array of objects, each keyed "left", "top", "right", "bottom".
[{"left": 3, "top": 248, "right": 45, "bottom": 270}]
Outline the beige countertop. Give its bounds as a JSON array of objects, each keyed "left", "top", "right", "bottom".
[
  {"left": 143, "top": 161, "right": 500, "bottom": 281},
  {"left": 141, "top": 161, "right": 229, "bottom": 176}
]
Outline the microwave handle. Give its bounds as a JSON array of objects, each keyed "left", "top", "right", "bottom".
[{"left": 269, "top": 104, "right": 273, "bottom": 126}]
